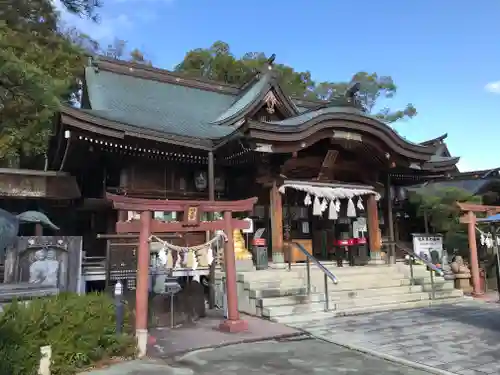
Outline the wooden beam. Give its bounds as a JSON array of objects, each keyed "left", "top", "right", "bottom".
[
  {"left": 106, "top": 193, "right": 257, "bottom": 212},
  {"left": 317, "top": 150, "right": 338, "bottom": 181},
  {"left": 457, "top": 202, "right": 500, "bottom": 213},
  {"left": 116, "top": 218, "right": 251, "bottom": 233}
]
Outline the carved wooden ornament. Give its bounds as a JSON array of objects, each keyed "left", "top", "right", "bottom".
[{"left": 183, "top": 206, "right": 201, "bottom": 226}]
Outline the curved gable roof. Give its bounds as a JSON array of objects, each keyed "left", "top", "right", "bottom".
[{"left": 248, "top": 105, "right": 436, "bottom": 157}]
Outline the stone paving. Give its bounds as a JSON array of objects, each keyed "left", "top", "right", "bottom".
[
  {"left": 148, "top": 310, "right": 300, "bottom": 357},
  {"left": 81, "top": 336, "right": 433, "bottom": 374},
  {"left": 290, "top": 300, "right": 500, "bottom": 375}
]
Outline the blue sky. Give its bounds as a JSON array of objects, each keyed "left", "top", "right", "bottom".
[{"left": 61, "top": 0, "right": 500, "bottom": 172}]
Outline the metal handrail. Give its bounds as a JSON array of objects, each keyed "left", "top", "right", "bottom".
[
  {"left": 394, "top": 242, "right": 444, "bottom": 276},
  {"left": 287, "top": 242, "right": 338, "bottom": 311},
  {"left": 394, "top": 242, "right": 444, "bottom": 300}
]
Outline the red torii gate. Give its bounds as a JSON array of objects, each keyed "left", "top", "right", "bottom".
[
  {"left": 106, "top": 193, "right": 257, "bottom": 357},
  {"left": 458, "top": 202, "right": 500, "bottom": 296}
]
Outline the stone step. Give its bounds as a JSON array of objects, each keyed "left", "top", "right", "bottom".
[
  {"left": 237, "top": 265, "right": 397, "bottom": 282},
  {"left": 262, "top": 289, "right": 464, "bottom": 319},
  {"left": 419, "top": 281, "right": 455, "bottom": 291},
  {"left": 243, "top": 274, "right": 410, "bottom": 290},
  {"left": 261, "top": 290, "right": 461, "bottom": 318},
  {"left": 271, "top": 297, "right": 465, "bottom": 325},
  {"left": 257, "top": 285, "right": 424, "bottom": 307},
  {"left": 248, "top": 278, "right": 414, "bottom": 298}
]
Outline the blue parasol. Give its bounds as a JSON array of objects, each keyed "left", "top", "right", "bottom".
[{"left": 0, "top": 209, "right": 59, "bottom": 257}]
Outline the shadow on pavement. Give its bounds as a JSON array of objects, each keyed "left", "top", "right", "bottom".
[{"left": 418, "top": 302, "right": 500, "bottom": 332}]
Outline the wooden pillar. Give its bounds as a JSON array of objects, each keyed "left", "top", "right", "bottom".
[
  {"left": 270, "top": 181, "right": 284, "bottom": 264},
  {"left": 136, "top": 210, "right": 151, "bottom": 357},
  {"left": 207, "top": 151, "right": 216, "bottom": 309},
  {"left": 118, "top": 168, "right": 128, "bottom": 222},
  {"left": 467, "top": 211, "right": 482, "bottom": 295},
  {"left": 219, "top": 210, "right": 248, "bottom": 333},
  {"left": 208, "top": 152, "right": 215, "bottom": 201},
  {"left": 35, "top": 224, "right": 43, "bottom": 236},
  {"left": 367, "top": 195, "right": 381, "bottom": 261},
  {"left": 385, "top": 175, "right": 396, "bottom": 264}
]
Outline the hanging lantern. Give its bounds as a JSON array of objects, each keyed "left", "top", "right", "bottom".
[
  {"left": 398, "top": 187, "right": 407, "bottom": 201},
  {"left": 194, "top": 171, "right": 208, "bottom": 191}
]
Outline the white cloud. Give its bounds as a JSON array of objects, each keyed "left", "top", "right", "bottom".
[
  {"left": 53, "top": 0, "right": 133, "bottom": 41},
  {"left": 457, "top": 159, "right": 474, "bottom": 172},
  {"left": 485, "top": 81, "right": 500, "bottom": 94}
]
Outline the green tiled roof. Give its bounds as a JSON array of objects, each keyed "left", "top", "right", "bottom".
[
  {"left": 265, "top": 106, "right": 427, "bottom": 148},
  {"left": 295, "top": 105, "right": 310, "bottom": 113},
  {"left": 213, "top": 74, "right": 272, "bottom": 123},
  {"left": 83, "top": 67, "right": 237, "bottom": 139},
  {"left": 266, "top": 105, "right": 365, "bottom": 127},
  {"left": 407, "top": 179, "right": 493, "bottom": 195}
]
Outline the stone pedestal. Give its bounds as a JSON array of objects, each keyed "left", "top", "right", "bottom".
[
  {"left": 231, "top": 229, "right": 255, "bottom": 271},
  {"left": 235, "top": 259, "right": 255, "bottom": 272},
  {"left": 270, "top": 251, "right": 287, "bottom": 269},
  {"left": 455, "top": 277, "right": 472, "bottom": 293},
  {"left": 368, "top": 251, "right": 385, "bottom": 265}
]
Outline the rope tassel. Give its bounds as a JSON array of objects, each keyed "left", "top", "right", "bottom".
[
  {"left": 347, "top": 198, "right": 357, "bottom": 218},
  {"left": 357, "top": 197, "right": 364, "bottom": 211},
  {"left": 335, "top": 199, "right": 341, "bottom": 212},
  {"left": 313, "top": 196, "right": 322, "bottom": 216},
  {"left": 320, "top": 198, "right": 328, "bottom": 213},
  {"left": 328, "top": 200, "right": 338, "bottom": 220},
  {"left": 304, "top": 193, "right": 312, "bottom": 206},
  {"left": 206, "top": 246, "right": 214, "bottom": 266}
]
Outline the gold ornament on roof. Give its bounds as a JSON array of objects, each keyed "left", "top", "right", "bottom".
[{"left": 264, "top": 91, "right": 277, "bottom": 114}]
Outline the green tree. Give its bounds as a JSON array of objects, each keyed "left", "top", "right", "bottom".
[
  {"left": 409, "top": 187, "right": 481, "bottom": 253},
  {"left": 0, "top": 0, "right": 93, "bottom": 161},
  {"left": 175, "top": 41, "right": 416, "bottom": 123},
  {"left": 103, "top": 38, "right": 152, "bottom": 65},
  {"left": 129, "top": 47, "right": 152, "bottom": 65},
  {"left": 0, "top": 0, "right": 153, "bottom": 161}
]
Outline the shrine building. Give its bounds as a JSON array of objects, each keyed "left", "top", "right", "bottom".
[{"left": 46, "top": 56, "right": 461, "bottom": 270}]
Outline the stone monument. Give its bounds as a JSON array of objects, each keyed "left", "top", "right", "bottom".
[{"left": 4, "top": 236, "right": 83, "bottom": 293}]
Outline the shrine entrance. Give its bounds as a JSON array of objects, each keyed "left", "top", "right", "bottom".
[
  {"left": 106, "top": 193, "right": 257, "bottom": 357},
  {"left": 458, "top": 202, "right": 500, "bottom": 296}
]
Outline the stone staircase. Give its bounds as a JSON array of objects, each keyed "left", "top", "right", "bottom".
[{"left": 235, "top": 262, "right": 465, "bottom": 324}]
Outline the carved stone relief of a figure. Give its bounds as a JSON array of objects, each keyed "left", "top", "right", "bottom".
[{"left": 29, "top": 248, "right": 60, "bottom": 286}]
